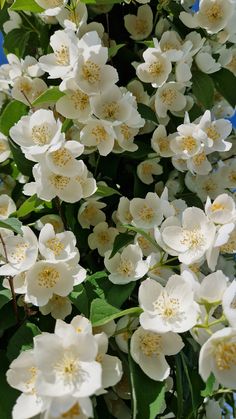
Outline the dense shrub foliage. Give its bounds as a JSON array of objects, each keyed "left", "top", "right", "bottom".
[{"left": 0, "top": 0, "right": 236, "bottom": 418}]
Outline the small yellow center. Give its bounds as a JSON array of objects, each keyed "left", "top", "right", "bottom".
[
  {"left": 210, "top": 202, "right": 225, "bottom": 212},
  {"left": 215, "top": 341, "right": 236, "bottom": 370},
  {"left": 82, "top": 60, "right": 100, "bottom": 84},
  {"left": 102, "top": 102, "right": 119, "bottom": 120},
  {"left": 62, "top": 403, "right": 80, "bottom": 419},
  {"left": 38, "top": 267, "right": 60, "bottom": 288},
  {"left": 148, "top": 60, "right": 164, "bottom": 77},
  {"left": 134, "top": 18, "right": 149, "bottom": 35},
  {"left": 51, "top": 148, "right": 72, "bottom": 167},
  {"left": 70, "top": 90, "right": 89, "bottom": 110},
  {"left": 138, "top": 204, "right": 154, "bottom": 222},
  {"left": 192, "top": 151, "right": 207, "bottom": 166},
  {"left": 161, "top": 88, "right": 177, "bottom": 106},
  {"left": 55, "top": 45, "right": 70, "bottom": 66},
  {"left": 206, "top": 126, "right": 220, "bottom": 141},
  {"left": 0, "top": 205, "right": 8, "bottom": 216},
  {"left": 139, "top": 332, "right": 162, "bottom": 356},
  {"left": 206, "top": 4, "right": 223, "bottom": 23},
  {"left": 46, "top": 237, "right": 64, "bottom": 256},
  {"left": 0, "top": 141, "right": 7, "bottom": 153},
  {"left": 50, "top": 174, "right": 70, "bottom": 190},
  {"left": 153, "top": 291, "right": 180, "bottom": 319},
  {"left": 181, "top": 136, "right": 197, "bottom": 152},
  {"left": 117, "top": 257, "right": 134, "bottom": 277},
  {"left": 180, "top": 228, "right": 205, "bottom": 249},
  {"left": 91, "top": 125, "right": 108, "bottom": 144},
  {"left": 31, "top": 124, "right": 51, "bottom": 145}
]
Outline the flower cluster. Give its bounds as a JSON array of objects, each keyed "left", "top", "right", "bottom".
[{"left": 0, "top": 0, "right": 235, "bottom": 417}]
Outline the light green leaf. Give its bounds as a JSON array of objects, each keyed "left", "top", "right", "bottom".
[
  {"left": 192, "top": 70, "right": 214, "bottom": 109},
  {"left": 0, "top": 0, "right": 6, "bottom": 9},
  {"left": 201, "top": 373, "right": 215, "bottom": 397},
  {"left": 0, "top": 100, "right": 28, "bottom": 136},
  {"left": 16, "top": 195, "right": 44, "bottom": 218},
  {"left": 211, "top": 68, "right": 236, "bottom": 108},
  {"left": 129, "top": 352, "right": 166, "bottom": 419},
  {"left": 109, "top": 232, "right": 134, "bottom": 259},
  {"left": 95, "top": 184, "right": 121, "bottom": 197},
  {"left": 32, "top": 87, "right": 65, "bottom": 107},
  {"left": 90, "top": 298, "right": 142, "bottom": 327},
  {"left": 10, "top": 0, "right": 44, "bottom": 12},
  {"left": 0, "top": 218, "right": 23, "bottom": 235},
  {"left": 108, "top": 43, "right": 125, "bottom": 59},
  {"left": 137, "top": 103, "right": 158, "bottom": 125}
]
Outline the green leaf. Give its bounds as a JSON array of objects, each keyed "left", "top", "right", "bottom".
[
  {"left": 129, "top": 353, "right": 166, "bottom": 419},
  {"left": 70, "top": 284, "right": 89, "bottom": 317},
  {"left": 32, "top": 87, "right": 64, "bottom": 107},
  {"left": 95, "top": 184, "right": 121, "bottom": 197},
  {"left": 201, "top": 373, "right": 215, "bottom": 397},
  {"left": 0, "top": 302, "right": 18, "bottom": 331},
  {"left": 0, "top": 289, "right": 11, "bottom": 310},
  {"left": 109, "top": 232, "right": 134, "bottom": 259},
  {"left": 10, "top": 0, "right": 44, "bottom": 12},
  {"left": 137, "top": 103, "right": 158, "bottom": 124},
  {"left": 0, "top": 100, "right": 28, "bottom": 136},
  {"left": 90, "top": 298, "right": 142, "bottom": 327},
  {"left": 180, "top": 352, "right": 197, "bottom": 418},
  {"left": 211, "top": 68, "right": 236, "bottom": 107},
  {"left": 192, "top": 70, "right": 214, "bottom": 109},
  {"left": 0, "top": 218, "right": 23, "bottom": 235},
  {"left": 0, "top": 0, "right": 6, "bottom": 9},
  {"left": 9, "top": 138, "right": 34, "bottom": 177},
  {"left": 0, "top": 350, "right": 19, "bottom": 419},
  {"left": 108, "top": 43, "right": 125, "bottom": 59},
  {"left": 107, "top": 282, "right": 136, "bottom": 308},
  {"left": 7, "top": 322, "right": 41, "bottom": 362},
  {"left": 61, "top": 118, "right": 73, "bottom": 133},
  {"left": 3, "top": 28, "right": 30, "bottom": 58},
  {"left": 16, "top": 195, "right": 44, "bottom": 218}
]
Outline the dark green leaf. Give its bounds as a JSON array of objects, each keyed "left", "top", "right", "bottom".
[
  {"left": 211, "top": 68, "right": 236, "bottom": 107},
  {"left": 10, "top": 0, "right": 44, "bottom": 12},
  {"left": 7, "top": 322, "right": 41, "bottom": 362},
  {"left": 32, "top": 87, "right": 64, "bottom": 107},
  {"left": 70, "top": 284, "right": 89, "bottom": 317},
  {"left": 129, "top": 353, "right": 166, "bottom": 419},
  {"left": 109, "top": 232, "right": 134, "bottom": 259},
  {"left": 0, "top": 289, "right": 11, "bottom": 310},
  {"left": 137, "top": 103, "right": 158, "bottom": 124},
  {"left": 192, "top": 70, "right": 214, "bottom": 109},
  {"left": 90, "top": 298, "right": 142, "bottom": 327},
  {"left": 4, "top": 28, "right": 30, "bottom": 58},
  {"left": 16, "top": 195, "right": 44, "bottom": 218},
  {"left": 0, "top": 100, "right": 28, "bottom": 136},
  {"left": 0, "top": 350, "right": 19, "bottom": 419},
  {"left": 107, "top": 282, "right": 135, "bottom": 308},
  {"left": 0, "top": 302, "right": 18, "bottom": 331},
  {"left": 9, "top": 139, "right": 34, "bottom": 177},
  {"left": 0, "top": 218, "right": 23, "bottom": 235}
]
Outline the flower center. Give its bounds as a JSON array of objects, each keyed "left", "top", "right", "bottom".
[
  {"left": 192, "top": 151, "right": 207, "bottom": 166},
  {"left": 134, "top": 18, "right": 149, "bottom": 35},
  {"left": 46, "top": 237, "right": 64, "bottom": 256},
  {"left": 51, "top": 148, "right": 72, "bottom": 167},
  {"left": 139, "top": 332, "right": 162, "bottom": 356},
  {"left": 82, "top": 60, "right": 101, "bottom": 84},
  {"left": 91, "top": 125, "right": 108, "bottom": 144},
  {"left": 181, "top": 136, "right": 197, "bottom": 152},
  {"left": 55, "top": 45, "right": 70, "bottom": 66},
  {"left": 206, "top": 4, "right": 223, "bottom": 23},
  {"left": 38, "top": 267, "right": 60, "bottom": 288},
  {"left": 120, "top": 124, "right": 132, "bottom": 141},
  {"left": 210, "top": 202, "right": 225, "bottom": 212},
  {"left": 0, "top": 141, "right": 7, "bottom": 152},
  {"left": 215, "top": 341, "right": 236, "bottom": 370},
  {"left": 10, "top": 242, "right": 29, "bottom": 263},
  {"left": 49, "top": 174, "right": 70, "bottom": 190},
  {"left": 102, "top": 102, "right": 120, "bottom": 120},
  {"left": 70, "top": 90, "right": 89, "bottom": 110},
  {"left": 31, "top": 124, "right": 51, "bottom": 145},
  {"left": 161, "top": 88, "right": 177, "bottom": 106},
  {"left": 62, "top": 403, "right": 80, "bottom": 419},
  {"left": 97, "top": 231, "right": 110, "bottom": 245},
  {"left": 153, "top": 291, "right": 180, "bottom": 319},
  {"left": 0, "top": 205, "right": 8, "bottom": 216},
  {"left": 117, "top": 257, "right": 134, "bottom": 277},
  {"left": 206, "top": 126, "right": 220, "bottom": 141},
  {"left": 138, "top": 204, "right": 154, "bottom": 222},
  {"left": 180, "top": 228, "right": 205, "bottom": 249},
  {"left": 148, "top": 60, "right": 164, "bottom": 77}
]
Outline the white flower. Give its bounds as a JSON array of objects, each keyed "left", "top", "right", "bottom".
[
  {"left": 0, "top": 194, "right": 16, "bottom": 219},
  {"left": 11, "top": 76, "right": 47, "bottom": 106},
  {"left": 130, "top": 192, "right": 163, "bottom": 229},
  {"left": 180, "top": 0, "right": 233, "bottom": 34},
  {"left": 3, "top": 11, "right": 22, "bottom": 34},
  {"left": 104, "top": 244, "right": 148, "bottom": 285},
  {"left": 80, "top": 120, "right": 116, "bottom": 156},
  {"left": 137, "top": 158, "right": 163, "bottom": 184},
  {"left": 90, "top": 85, "right": 133, "bottom": 124},
  {"left": 33, "top": 326, "right": 102, "bottom": 398},
  {"left": 160, "top": 207, "right": 216, "bottom": 265},
  {"left": 136, "top": 46, "right": 172, "bottom": 88},
  {"left": 130, "top": 326, "right": 184, "bottom": 380},
  {"left": 151, "top": 125, "right": 174, "bottom": 157},
  {"left": 115, "top": 316, "right": 139, "bottom": 353},
  {"left": 222, "top": 281, "right": 236, "bottom": 327},
  {"left": 40, "top": 141, "right": 84, "bottom": 176},
  {"left": 195, "top": 51, "right": 221, "bottom": 74},
  {"left": 147, "top": 252, "right": 173, "bottom": 286},
  {"left": 0, "top": 133, "right": 11, "bottom": 163},
  {"left": 116, "top": 197, "right": 133, "bottom": 225},
  {"left": 155, "top": 82, "right": 187, "bottom": 118},
  {"left": 198, "top": 110, "right": 232, "bottom": 152},
  {"left": 24, "top": 161, "right": 96, "bottom": 203},
  {"left": 94, "top": 332, "right": 122, "bottom": 392},
  {"left": 139, "top": 276, "right": 199, "bottom": 333},
  {"left": 199, "top": 327, "right": 236, "bottom": 388},
  {"left": 0, "top": 226, "right": 38, "bottom": 276},
  {"left": 170, "top": 122, "right": 205, "bottom": 160},
  {"left": 56, "top": 79, "right": 91, "bottom": 121},
  {"left": 39, "top": 29, "right": 79, "bottom": 79},
  {"left": 35, "top": 0, "right": 67, "bottom": 16},
  {"left": 205, "top": 193, "right": 236, "bottom": 224},
  {"left": 134, "top": 231, "right": 157, "bottom": 257},
  {"left": 78, "top": 199, "right": 106, "bottom": 229},
  {"left": 10, "top": 110, "right": 63, "bottom": 161},
  {"left": 42, "top": 397, "right": 93, "bottom": 419},
  {"left": 40, "top": 294, "right": 72, "bottom": 320},
  {"left": 56, "top": 2, "right": 87, "bottom": 30},
  {"left": 26, "top": 260, "right": 80, "bottom": 306},
  {"left": 35, "top": 214, "right": 64, "bottom": 233},
  {"left": 127, "top": 80, "right": 149, "bottom": 105},
  {"left": 196, "top": 270, "right": 228, "bottom": 304},
  {"left": 124, "top": 5, "right": 153, "bottom": 41},
  {"left": 38, "top": 223, "right": 79, "bottom": 263},
  {"left": 88, "top": 222, "right": 118, "bottom": 256}
]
